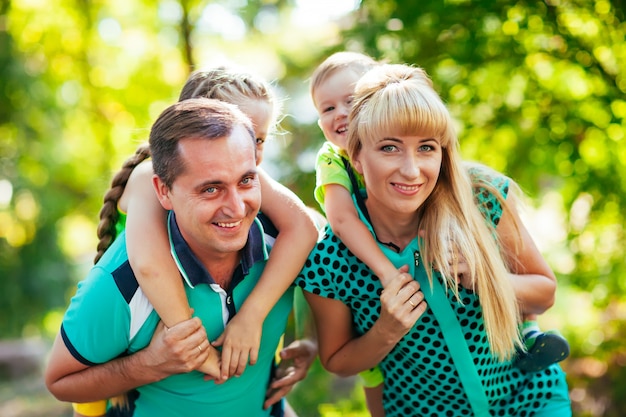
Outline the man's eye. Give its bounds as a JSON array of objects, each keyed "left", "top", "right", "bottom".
[
  {"left": 205, "top": 187, "right": 217, "bottom": 194},
  {"left": 324, "top": 106, "right": 335, "bottom": 113}
]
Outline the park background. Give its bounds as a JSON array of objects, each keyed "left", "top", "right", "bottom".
[{"left": 0, "top": 0, "right": 624, "bottom": 416}]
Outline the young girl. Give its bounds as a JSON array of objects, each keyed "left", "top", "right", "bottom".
[
  {"left": 309, "top": 53, "right": 569, "bottom": 415},
  {"left": 73, "top": 67, "right": 318, "bottom": 417}
]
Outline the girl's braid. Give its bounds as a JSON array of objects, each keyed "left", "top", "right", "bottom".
[{"left": 94, "top": 143, "right": 151, "bottom": 263}]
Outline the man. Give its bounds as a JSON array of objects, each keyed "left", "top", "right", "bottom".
[{"left": 45, "top": 98, "right": 313, "bottom": 416}]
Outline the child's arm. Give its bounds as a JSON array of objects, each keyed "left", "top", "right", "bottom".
[
  {"left": 324, "top": 183, "right": 400, "bottom": 286},
  {"left": 496, "top": 191, "right": 557, "bottom": 315},
  {"left": 363, "top": 384, "right": 385, "bottom": 417},
  {"left": 123, "top": 161, "right": 220, "bottom": 378},
  {"left": 212, "top": 168, "right": 318, "bottom": 379},
  {"left": 123, "top": 161, "right": 192, "bottom": 326}
]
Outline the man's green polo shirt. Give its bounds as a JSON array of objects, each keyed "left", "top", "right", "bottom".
[{"left": 61, "top": 212, "right": 294, "bottom": 416}]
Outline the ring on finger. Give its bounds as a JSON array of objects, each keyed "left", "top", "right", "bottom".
[
  {"left": 197, "top": 344, "right": 203, "bottom": 352},
  {"left": 409, "top": 299, "right": 416, "bottom": 307}
]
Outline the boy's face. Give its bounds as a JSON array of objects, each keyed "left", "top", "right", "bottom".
[{"left": 313, "top": 68, "right": 362, "bottom": 149}]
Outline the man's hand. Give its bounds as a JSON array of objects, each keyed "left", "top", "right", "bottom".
[
  {"left": 263, "top": 339, "right": 318, "bottom": 409},
  {"left": 140, "top": 318, "right": 211, "bottom": 381}
]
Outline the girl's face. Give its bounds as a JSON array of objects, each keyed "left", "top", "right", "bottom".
[
  {"left": 313, "top": 68, "right": 362, "bottom": 149},
  {"left": 238, "top": 99, "right": 273, "bottom": 165},
  {"left": 353, "top": 133, "right": 443, "bottom": 218}
]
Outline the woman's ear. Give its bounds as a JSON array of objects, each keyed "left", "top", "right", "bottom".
[{"left": 352, "top": 152, "right": 363, "bottom": 175}]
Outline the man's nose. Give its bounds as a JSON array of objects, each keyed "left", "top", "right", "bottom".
[{"left": 222, "top": 189, "right": 246, "bottom": 218}]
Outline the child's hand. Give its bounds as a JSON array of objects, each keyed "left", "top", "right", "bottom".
[
  {"left": 380, "top": 265, "right": 410, "bottom": 288},
  {"left": 212, "top": 312, "right": 263, "bottom": 380},
  {"left": 446, "top": 247, "right": 472, "bottom": 289},
  {"left": 197, "top": 344, "right": 222, "bottom": 380}
]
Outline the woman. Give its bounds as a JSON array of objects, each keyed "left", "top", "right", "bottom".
[{"left": 296, "top": 64, "right": 571, "bottom": 416}]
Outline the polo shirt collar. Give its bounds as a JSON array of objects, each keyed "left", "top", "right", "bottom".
[{"left": 167, "top": 211, "right": 268, "bottom": 288}]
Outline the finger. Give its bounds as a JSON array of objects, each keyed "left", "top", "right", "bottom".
[
  {"left": 407, "top": 291, "right": 425, "bottom": 309},
  {"left": 410, "top": 300, "right": 428, "bottom": 318},
  {"left": 384, "top": 271, "right": 413, "bottom": 295},
  {"left": 203, "top": 373, "right": 217, "bottom": 382},
  {"left": 398, "top": 280, "right": 420, "bottom": 301},
  {"left": 249, "top": 347, "right": 258, "bottom": 366},
  {"left": 233, "top": 351, "right": 247, "bottom": 377},
  {"left": 264, "top": 385, "right": 291, "bottom": 409},
  {"left": 269, "top": 367, "right": 297, "bottom": 389},
  {"left": 211, "top": 332, "right": 225, "bottom": 348},
  {"left": 220, "top": 346, "right": 232, "bottom": 379},
  {"left": 279, "top": 345, "right": 298, "bottom": 361},
  {"left": 228, "top": 349, "right": 241, "bottom": 376}
]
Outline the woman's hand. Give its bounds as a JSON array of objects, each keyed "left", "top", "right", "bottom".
[{"left": 376, "top": 267, "right": 427, "bottom": 343}]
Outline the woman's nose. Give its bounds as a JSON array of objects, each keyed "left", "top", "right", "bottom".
[{"left": 401, "top": 155, "right": 421, "bottom": 178}]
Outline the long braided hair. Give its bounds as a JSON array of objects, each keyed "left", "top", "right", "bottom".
[{"left": 94, "top": 143, "right": 151, "bottom": 263}]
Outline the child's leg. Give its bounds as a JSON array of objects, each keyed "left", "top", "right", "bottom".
[
  {"left": 514, "top": 314, "right": 570, "bottom": 372},
  {"left": 359, "top": 366, "right": 385, "bottom": 417},
  {"left": 363, "top": 385, "right": 385, "bottom": 417}
]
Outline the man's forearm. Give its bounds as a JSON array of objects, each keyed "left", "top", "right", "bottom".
[{"left": 51, "top": 350, "right": 164, "bottom": 403}]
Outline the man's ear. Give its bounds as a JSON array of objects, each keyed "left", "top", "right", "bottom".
[{"left": 152, "top": 175, "right": 173, "bottom": 210}]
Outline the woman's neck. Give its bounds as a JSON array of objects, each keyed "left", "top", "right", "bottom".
[{"left": 365, "top": 200, "right": 420, "bottom": 252}]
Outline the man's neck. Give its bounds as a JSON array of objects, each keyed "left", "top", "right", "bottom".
[{"left": 202, "top": 252, "right": 241, "bottom": 289}]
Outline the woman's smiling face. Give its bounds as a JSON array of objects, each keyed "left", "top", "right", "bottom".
[{"left": 353, "top": 133, "right": 442, "bottom": 217}]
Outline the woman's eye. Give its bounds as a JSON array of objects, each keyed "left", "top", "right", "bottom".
[
  {"left": 256, "top": 137, "right": 266, "bottom": 145},
  {"left": 381, "top": 145, "right": 396, "bottom": 152}
]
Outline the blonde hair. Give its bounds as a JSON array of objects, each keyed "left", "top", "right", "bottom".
[
  {"left": 309, "top": 51, "right": 379, "bottom": 106},
  {"left": 347, "top": 64, "right": 522, "bottom": 360}
]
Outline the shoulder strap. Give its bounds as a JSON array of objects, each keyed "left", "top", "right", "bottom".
[
  {"left": 341, "top": 156, "right": 370, "bottom": 222},
  {"left": 341, "top": 156, "right": 401, "bottom": 252},
  {"left": 413, "top": 253, "right": 491, "bottom": 417}
]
